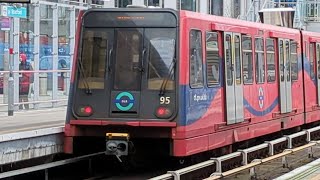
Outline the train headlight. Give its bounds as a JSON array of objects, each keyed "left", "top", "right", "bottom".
[
  {"left": 77, "top": 105, "right": 93, "bottom": 116},
  {"left": 155, "top": 106, "right": 172, "bottom": 118}
]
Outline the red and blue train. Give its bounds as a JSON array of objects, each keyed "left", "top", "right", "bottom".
[{"left": 64, "top": 7, "right": 320, "bottom": 163}]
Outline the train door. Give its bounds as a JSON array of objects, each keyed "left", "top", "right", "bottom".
[
  {"left": 278, "top": 39, "right": 292, "bottom": 113},
  {"left": 317, "top": 43, "right": 320, "bottom": 105},
  {"left": 224, "top": 33, "right": 244, "bottom": 124},
  {"left": 109, "top": 28, "right": 144, "bottom": 115}
]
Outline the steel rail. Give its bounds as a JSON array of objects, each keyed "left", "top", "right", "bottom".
[{"left": 0, "top": 151, "right": 105, "bottom": 179}]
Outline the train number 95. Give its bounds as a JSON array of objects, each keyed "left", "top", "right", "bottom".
[{"left": 160, "top": 97, "right": 170, "bottom": 104}]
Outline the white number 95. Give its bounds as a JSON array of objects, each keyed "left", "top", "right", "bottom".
[{"left": 160, "top": 97, "right": 170, "bottom": 104}]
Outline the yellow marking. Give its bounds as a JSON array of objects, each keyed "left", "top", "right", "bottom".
[{"left": 106, "top": 133, "right": 129, "bottom": 139}]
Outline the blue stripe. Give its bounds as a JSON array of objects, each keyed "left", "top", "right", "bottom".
[{"left": 243, "top": 97, "right": 278, "bottom": 116}]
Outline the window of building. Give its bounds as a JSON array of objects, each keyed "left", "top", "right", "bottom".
[
  {"left": 144, "top": 0, "right": 160, "bottom": 6},
  {"left": 242, "top": 36, "right": 253, "bottom": 84},
  {"left": 266, "top": 38, "right": 276, "bottom": 82},
  {"left": 209, "top": 0, "right": 223, "bottom": 16},
  {"left": 190, "top": 29, "right": 203, "bottom": 88},
  {"left": 310, "top": 43, "right": 316, "bottom": 80},
  {"left": 255, "top": 37, "right": 265, "bottom": 83},
  {"left": 291, "top": 41, "right": 298, "bottom": 81},
  {"left": 179, "top": 0, "right": 197, "bottom": 12},
  {"left": 206, "top": 32, "right": 219, "bottom": 86},
  {"left": 115, "top": 0, "right": 132, "bottom": 7}
]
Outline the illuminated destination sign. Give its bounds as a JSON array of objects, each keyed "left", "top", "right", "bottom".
[{"left": 0, "top": 0, "right": 30, "bottom": 3}]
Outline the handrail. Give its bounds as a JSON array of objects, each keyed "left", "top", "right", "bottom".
[{"left": 149, "top": 125, "right": 320, "bottom": 180}]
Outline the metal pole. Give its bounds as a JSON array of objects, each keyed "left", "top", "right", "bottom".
[{"left": 8, "top": 17, "right": 14, "bottom": 116}]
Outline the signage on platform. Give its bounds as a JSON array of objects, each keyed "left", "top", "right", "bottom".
[{"left": 1, "top": 6, "right": 27, "bottom": 19}]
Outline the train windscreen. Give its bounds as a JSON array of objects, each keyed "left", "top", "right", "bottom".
[{"left": 73, "top": 9, "right": 178, "bottom": 120}]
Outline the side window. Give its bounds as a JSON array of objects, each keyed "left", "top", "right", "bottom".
[
  {"left": 206, "top": 32, "right": 220, "bottom": 86},
  {"left": 242, "top": 36, "right": 253, "bottom": 84},
  {"left": 317, "top": 44, "right": 320, "bottom": 80},
  {"left": 266, "top": 38, "right": 276, "bottom": 83},
  {"left": 279, "top": 40, "right": 284, "bottom": 82},
  {"left": 310, "top": 43, "right": 316, "bottom": 80},
  {"left": 255, "top": 37, "right": 265, "bottom": 83},
  {"left": 235, "top": 35, "right": 242, "bottom": 84},
  {"left": 291, "top": 41, "right": 298, "bottom": 81},
  {"left": 190, "top": 30, "right": 203, "bottom": 88},
  {"left": 225, "top": 34, "right": 233, "bottom": 86}
]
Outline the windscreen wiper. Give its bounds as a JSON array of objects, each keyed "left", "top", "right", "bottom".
[
  {"left": 78, "top": 58, "right": 92, "bottom": 94},
  {"left": 159, "top": 58, "right": 176, "bottom": 96}
]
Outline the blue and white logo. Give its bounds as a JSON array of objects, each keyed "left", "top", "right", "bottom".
[
  {"left": 258, "top": 87, "right": 264, "bottom": 109},
  {"left": 115, "top": 92, "right": 134, "bottom": 111}
]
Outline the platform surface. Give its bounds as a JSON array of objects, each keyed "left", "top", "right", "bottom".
[
  {"left": 0, "top": 107, "right": 66, "bottom": 135},
  {"left": 275, "top": 157, "right": 320, "bottom": 180}
]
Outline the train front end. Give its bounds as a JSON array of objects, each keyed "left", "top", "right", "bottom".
[{"left": 64, "top": 8, "right": 179, "bottom": 160}]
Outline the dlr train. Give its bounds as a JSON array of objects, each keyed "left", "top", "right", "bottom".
[{"left": 64, "top": 7, "right": 320, "bottom": 164}]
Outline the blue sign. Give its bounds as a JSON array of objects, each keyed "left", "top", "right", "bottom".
[
  {"left": 2, "top": 6, "right": 27, "bottom": 19},
  {"left": 115, "top": 92, "right": 135, "bottom": 111}
]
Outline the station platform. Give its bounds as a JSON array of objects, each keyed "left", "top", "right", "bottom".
[
  {"left": 0, "top": 107, "right": 66, "bottom": 165},
  {"left": 275, "top": 157, "right": 320, "bottom": 180},
  {"left": 0, "top": 107, "right": 66, "bottom": 135}
]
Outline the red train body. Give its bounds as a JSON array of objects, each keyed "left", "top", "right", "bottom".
[{"left": 64, "top": 8, "right": 320, "bottom": 160}]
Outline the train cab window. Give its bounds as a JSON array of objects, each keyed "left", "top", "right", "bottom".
[
  {"left": 146, "top": 28, "right": 176, "bottom": 90},
  {"left": 255, "top": 37, "right": 265, "bottom": 83},
  {"left": 310, "top": 43, "right": 316, "bottom": 80},
  {"left": 78, "top": 29, "right": 107, "bottom": 89},
  {"left": 242, "top": 36, "right": 253, "bottom": 84},
  {"left": 266, "top": 38, "right": 276, "bottom": 83},
  {"left": 206, "top": 32, "right": 219, "bottom": 86},
  {"left": 190, "top": 29, "right": 204, "bottom": 88},
  {"left": 291, "top": 41, "right": 298, "bottom": 81}
]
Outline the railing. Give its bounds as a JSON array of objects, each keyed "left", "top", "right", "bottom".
[{"left": 149, "top": 125, "right": 320, "bottom": 180}]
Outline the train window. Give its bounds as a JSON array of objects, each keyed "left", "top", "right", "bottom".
[
  {"left": 242, "top": 36, "right": 253, "bottom": 84},
  {"left": 317, "top": 44, "right": 320, "bottom": 80},
  {"left": 235, "top": 35, "right": 241, "bottom": 84},
  {"left": 291, "top": 41, "right": 298, "bottom": 81},
  {"left": 285, "top": 40, "right": 291, "bottom": 82},
  {"left": 78, "top": 29, "right": 107, "bottom": 89},
  {"left": 225, "top": 34, "right": 233, "bottom": 86},
  {"left": 190, "top": 29, "right": 204, "bottom": 88},
  {"left": 146, "top": 28, "right": 176, "bottom": 90},
  {"left": 255, "top": 37, "right": 265, "bottom": 84},
  {"left": 114, "top": 30, "right": 142, "bottom": 90},
  {"left": 279, "top": 40, "right": 284, "bottom": 82},
  {"left": 310, "top": 43, "right": 316, "bottom": 80},
  {"left": 206, "top": 32, "right": 219, "bottom": 86},
  {"left": 266, "top": 38, "right": 275, "bottom": 83}
]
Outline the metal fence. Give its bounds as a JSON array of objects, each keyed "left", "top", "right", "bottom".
[{"left": 0, "top": 0, "right": 105, "bottom": 115}]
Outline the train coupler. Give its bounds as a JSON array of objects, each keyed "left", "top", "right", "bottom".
[{"left": 105, "top": 133, "right": 130, "bottom": 162}]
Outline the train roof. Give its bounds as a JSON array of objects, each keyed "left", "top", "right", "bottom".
[{"left": 180, "top": 10, "right": 300, "bottom": 38}]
